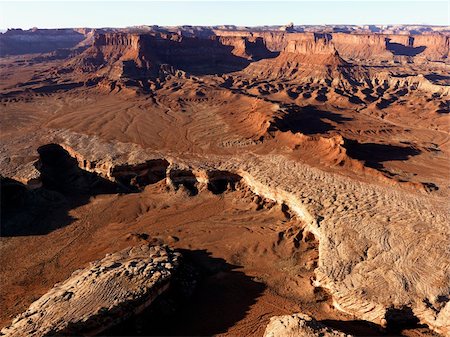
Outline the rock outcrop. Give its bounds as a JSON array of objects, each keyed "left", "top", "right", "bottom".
[
  {"left": 218, "top": 35, "right": 274, "bottom": 60},
  {"left": 0, "top": 244, "right": 180, "bottom": 337},
  {"left": 243, "top": 33, "right": 353, "bottom": 81},
  {"left": 2, "top": 27, "right": 448, "bottom": 65},
  {"left": 213, "top": 30, "right": 450, "bottom": 64},
  {"left": 71, "top": 31, "right": 258, "bottom": 81},
  {"left": 263, "top": 313, "right": 352, "bottom": 337},
  {"left": 333, "top": 32, "right": 449, "bottom": 63},
  {"left": 70, "top": 33, "right": 160, "bottom": 79},
  {"left": 1, "top": 128, "right": 449, "bottom": 335},
  {"left": 331, "top": 33, "right": 394, "bottom": 62},
  {"left": 218, "top": 155, "right": 449, "bottom": 335},
  {"left": 282, "top": 34, "right": 345, "bottom": 66},
  {"left": 412, "top": 33, "right": 449, "bottom": 61},
  {"left": 415, "top": 300, "right": 450, "bottom": 336}
]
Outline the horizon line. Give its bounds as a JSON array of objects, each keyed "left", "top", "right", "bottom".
[{"left": 2, "top": 23, "right": 449, "bottom": 30}]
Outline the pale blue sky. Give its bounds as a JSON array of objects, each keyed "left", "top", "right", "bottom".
[{"left": 0, "top": 1, "right": 448, "bottom": 29}]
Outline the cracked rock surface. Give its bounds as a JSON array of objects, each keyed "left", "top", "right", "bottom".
[
  {"left": 263, "top": 313, "right": 352, "bottom": 337},
  {"left": 0, "top": 244, "right": 180, "bottom": 337}
]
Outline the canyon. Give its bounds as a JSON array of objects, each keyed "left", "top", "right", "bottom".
[{"left": 0, "top": 24, "right": 449, "bottom": 337}]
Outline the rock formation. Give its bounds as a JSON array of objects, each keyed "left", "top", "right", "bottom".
[
  {"left": 70, "top": 31, "right": 263, "bottom": 81},
  {"left": 0, "top": 244, "right": 180, "bottom": 337},
  {"left": 213, "top": 30, "right": 449, "bottom": 64},
  {"left": 263, "top": 313, "right": 352, "bottom": 337},
  {"left": 2, "top": 130, "right": 448, "bottom": 334},
  {"left": 331, "top": 33, "right": 394, "bottom": 62},
  {"left": 243, "top": 33, "right": 354, "bottom": 81}
]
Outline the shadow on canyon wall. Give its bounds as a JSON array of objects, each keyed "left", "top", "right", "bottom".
[
  {"left": 101, "top": 249, "right": 266, "bottom": 336},
  {"left": 102, "top": 248, "right": 425, "bottom": 336},
  {"left": 159, "top": 36, "right": 279, "bottom": 75},
  {"left": 0, "top": 144, "right": 137, "bottom": 237},
  {"left": 385, "top": 38, "right": 426, "bottom": 57},
  {"left": 323, "top": 306, "right": 423, "bottom": 336},
  {"left": 0, "top": 144, "right": 240, "bottom": 237}
]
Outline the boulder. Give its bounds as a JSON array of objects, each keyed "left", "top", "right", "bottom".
[{"left": 0, "top": 244, "right": 180, "bottom": 337}]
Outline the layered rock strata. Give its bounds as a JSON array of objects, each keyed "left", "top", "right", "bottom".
[
  {"left": 0, "top": 244, "right": 180, "bottom": 337},
  {"left": 214, "top": 30, "right": 450, "bottom": 63},
  {"left": 263, "top": 313, "right": 353, "bottom": 337},
  {"left": 1, "top": 131, "right": 449, "bottom": 335}
]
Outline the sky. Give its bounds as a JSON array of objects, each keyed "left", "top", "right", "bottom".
[{"left": 0, "top": 1, "right": 449, "bottom": 29}]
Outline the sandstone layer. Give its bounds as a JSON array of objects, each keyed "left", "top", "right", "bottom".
[
  {"left": 263, "top": 313, "right": 352, "bottom": 337},
  {"left": 0, "top": 244, "right": 180, "bottom": 337},
  {"left": 2, "top": 130, "right": 449, "bottom": 335}
]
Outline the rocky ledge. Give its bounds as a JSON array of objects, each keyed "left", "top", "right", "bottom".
[
  {"left": 0, "top": 244, "right": 180, "bottom": 337},
  {"left": 264, "top": 313, "right": 353, "bottom": 337}
]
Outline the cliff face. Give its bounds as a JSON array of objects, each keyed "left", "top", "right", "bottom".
[
  {"left": 73, "top": 32, "right": 272, "bottom": 79},
  {"left": 218, "top": 36, "right": 274, "bottom": 60},
  {"left": 282, "top": 34, "right": 344, "bottom": 65},
  {"left": 2, "top": 27, "right": 448, "bottom": 65},
  {"left": 333, "top": 33, "right": 449, "bottom": 62},
  {"left": 213, "top": 30, "right": 449, "bottom": 64},
  {"left": 244, "top": 33, "right": 349, "bottom": 81},
  {"left": 70, "top": 33, "right": 160, "bottom": 79},
  {"left": 153, "top": 35, "right": 247, "bottom": 73},
  {"left": 94, "top": 32, "right": 141, "bottom": 49},
  {"left": 214, "top": 30, "right": 299, "bottom": 51},
  {"left": 78, "top": 31, "right": 364, "bottom": 83},
  {"left": 331, "top": 33, "right": 393, "bottom": 62},
  {"left": 413, "top": 33, "right": 449, "bottom": 61}
]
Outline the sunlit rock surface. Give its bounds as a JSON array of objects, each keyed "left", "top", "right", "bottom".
[{"left": 0, "top": 244, "right": 180, "bottom": 337}]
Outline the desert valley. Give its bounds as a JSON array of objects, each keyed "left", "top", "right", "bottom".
[{"left": 0, "top": 22, "right": 449, "bottom": 337}]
